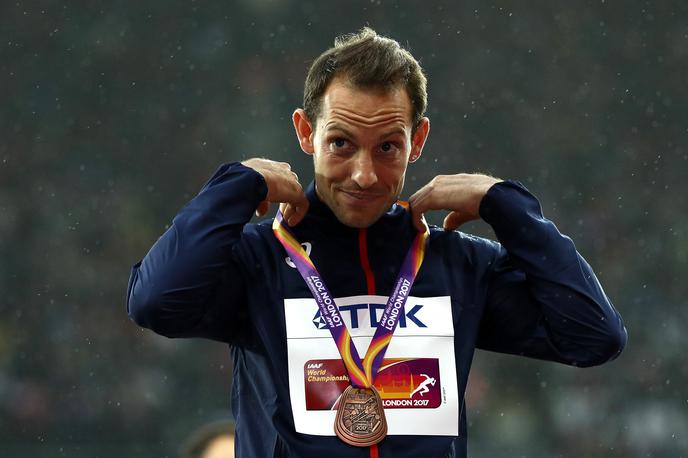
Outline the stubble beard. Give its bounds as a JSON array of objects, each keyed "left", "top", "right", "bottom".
[{"left": 314, "top": 175, "right": 402, "bottom": 229}]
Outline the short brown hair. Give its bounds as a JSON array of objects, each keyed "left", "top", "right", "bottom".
[{"left": 303, "top": 27, "right": 427, "bottom": 133}]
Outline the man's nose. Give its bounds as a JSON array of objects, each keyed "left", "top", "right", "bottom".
[{"left": 351, "top": 151, "right": 378, "bottom": 189}]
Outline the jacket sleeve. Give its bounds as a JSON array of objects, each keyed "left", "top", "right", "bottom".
[
  {"left": 475, "top": 181, "right": 627, "bottom": 367},
  {"left": 126, "top": 162, "right": 267, "bottom": 344}
]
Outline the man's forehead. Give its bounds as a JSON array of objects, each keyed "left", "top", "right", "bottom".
[{"left": 319, "top": 79, "right": 413, "bottom": 131}]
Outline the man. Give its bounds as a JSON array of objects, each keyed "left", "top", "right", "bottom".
[{"left": 127, "top": 28, "right": 626, "bottom": 457}]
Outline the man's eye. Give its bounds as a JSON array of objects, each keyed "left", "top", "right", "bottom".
[
  {"left": 380, "top": 142, "right": 398, "bottom": 153},
  {"left": 334, "top": 138, "right": 347, "bottom": 148}
]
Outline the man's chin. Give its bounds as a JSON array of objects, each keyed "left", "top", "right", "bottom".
[{"left": 333, "top": 208, "right": 385, "bottom": 229}]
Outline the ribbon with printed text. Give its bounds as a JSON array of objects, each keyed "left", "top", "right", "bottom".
[{"left": 272, "top": 208, "right": 429, "bottom": 388}]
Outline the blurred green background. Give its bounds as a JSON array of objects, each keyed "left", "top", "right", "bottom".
[{"left": 1, "top": 1, "right": 686, "bottom": 457}]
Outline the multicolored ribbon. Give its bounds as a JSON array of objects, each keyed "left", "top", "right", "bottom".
[{"left": 273, "top": 208, "right": 429, "bottom": 388}]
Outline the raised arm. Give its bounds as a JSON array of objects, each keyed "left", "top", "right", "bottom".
[
  {"left": 410, "top": 176, "right": 627, "bottom": 367},
  {"left": 126, "top": 159, "right": 308, "bottom": 343},
  {"left": 476, "top": 180, "right": 626, "bottom": 366}
]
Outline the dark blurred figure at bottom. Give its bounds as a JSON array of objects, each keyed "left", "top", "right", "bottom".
[{"left": 181, "top": 419, "right": 235, "bottom": 458}]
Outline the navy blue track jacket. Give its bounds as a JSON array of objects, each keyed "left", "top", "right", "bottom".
[{"left": 127, "top": 162, "right": 626, "bottom": 457}]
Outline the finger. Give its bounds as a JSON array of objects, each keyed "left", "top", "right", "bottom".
[
  {"left": 410, "top": 207, "right": 426, "bottom": 233},
  {"left": 281, "top": 202, "right": 303, "bottom": 227},
  {"left": 275, "top": 178, "right": 305, "bottom": 207},
  {"left": 255, "top": 200, "right": 269, "bottom": 217},
  {"left": 442, "top": 211, "right": 472, "bottom": 231},
  {"left": 282, "top": 202, "right": 296, "bottom": 226},
  {"left": 418, "top": 213, "right": 430, "bottom": 233},
  {"left": 409, "top": 180, "right": 437, "bottom": 217},
  {"left": 409, "top": 186, "right": 432, "bottom": 233},
  {"left": 408, "top": 184, "right": 429, "bottom": 210},
  {"left": 283, "top": 180, "right": 308, "bottom": 224},
  {"left": 263, "top": 162, "right": 297, "bottom": 202},
  {"left": 287, "top": 199, "right": 310, "bottom": 226},
  {"left": 442, "top": 211, "right": 461, "bottom": 231},
  {"left": 284, "top": 192, "right": 310, "bottom": 226}
]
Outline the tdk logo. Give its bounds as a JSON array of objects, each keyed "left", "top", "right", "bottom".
[{"left": 312, "top": 303, "right": 426, "bottom": 330}]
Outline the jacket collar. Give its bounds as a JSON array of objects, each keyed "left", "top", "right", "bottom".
[{"left": 299, "top": 181, "right": 415, "bottom": 240}]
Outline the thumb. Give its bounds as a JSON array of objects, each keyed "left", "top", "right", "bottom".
[
  {"left": 442, "top": 211, "right": 471, "bottom": 231},
  {"left": 410, "top": 207, "right": 427, "bottom": 233}
]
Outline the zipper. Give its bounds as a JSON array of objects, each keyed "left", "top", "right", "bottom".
[
  {"left": 358, "top": 228, "right": 376, "bottom": 295},
  {"left": 358, "top": 228, "right": 379, "bottom": 458}
]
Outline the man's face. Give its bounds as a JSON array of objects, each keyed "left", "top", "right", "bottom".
[{"left": 295, "top": 78, "right": 429, "bottom": 228}]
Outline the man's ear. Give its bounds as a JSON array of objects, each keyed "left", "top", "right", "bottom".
[
  {"left": 409, "top": 117, "right": 430, "bottom": 163},
  {"left": 293, "top": 109, "right": 315, "bottom": 155}
]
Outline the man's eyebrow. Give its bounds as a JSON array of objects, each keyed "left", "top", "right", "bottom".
[
  {"left": 324, "top": 124, "right": 355, "bottom": 138},
  {"left": 325, "top": 125, "right": 406, "bottom": 140},
  {"left": 380, "top": 128, "right": 406, "bottom": 139}
]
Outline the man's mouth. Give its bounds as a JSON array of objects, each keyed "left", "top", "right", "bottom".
[{"left": 339, "top": 189, "right": 385, "bottom": 201}]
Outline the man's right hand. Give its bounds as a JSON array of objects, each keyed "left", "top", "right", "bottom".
[{"left": 241, "top": 158, "right": 309, "bottom": 226}]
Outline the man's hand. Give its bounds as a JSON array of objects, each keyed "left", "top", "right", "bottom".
[
  {"left": 409, "top": 174, "right": 502, "bottom": 232},
  {"left": 241, "top": 158, "right": 309, "bottom": 226}
]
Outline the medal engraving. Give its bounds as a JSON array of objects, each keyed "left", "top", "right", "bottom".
[{"left": 334, "top": 386, "right": 387, "bottom": 447}]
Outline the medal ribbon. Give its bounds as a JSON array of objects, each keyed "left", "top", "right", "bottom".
[{"left": 273, "top": 208, "right": 429, "bottom": 388}]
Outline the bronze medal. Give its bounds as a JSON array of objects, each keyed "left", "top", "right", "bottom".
[{"left": 334, "top": 385, "right": 387, "bottom": 447}]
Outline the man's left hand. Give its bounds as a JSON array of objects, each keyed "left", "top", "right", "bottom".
[{"left": 409, "top": 174, "right": 502, "bottom": 232}]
